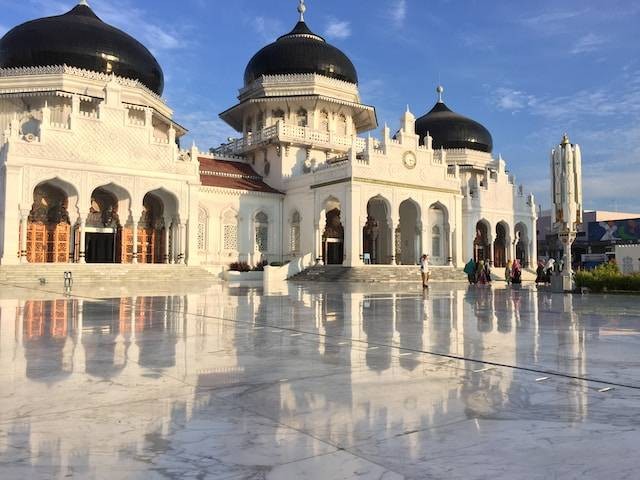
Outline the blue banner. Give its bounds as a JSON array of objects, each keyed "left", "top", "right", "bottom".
[{"left": 588, "top": 218, "right": 640, "bottom": 242}]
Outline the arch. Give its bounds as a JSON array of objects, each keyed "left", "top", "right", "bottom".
[
  {"left": 296, "top": 108, "right": 308, "bottom": 127},
  {"left": 256, "top": 111, "right": 265, "bottom": 132},
  {"left": 25, "top": 181, "right": 72, "bottom": 263},
  {"left": 337, "top": 114, "right": 347, "bottom": 136},
  {"left": 254, "top": 210, "right": 269, "bottom": 254},
  {"left": 398, "top": 198, "right": 421, "bottom": 265},
  {"left": 26, "top": 176, "right": 79, "bottom": 218},
  {"left": 493, "top": 221, "right": 510, "bottom": 268},
  {"left": 272, "top": 108, "right": 285, "bottom": 125},
  {"left": 428, "top": 202, "right": 449, "bottom": 266},
  {"left": 221, "top": 207, "right": 239, "bottom": 253},
  {"left": 514, "top": 222, "right": 529, "bottom": 267},
  {"left": 363, "top": 195, "right": 392, "bottom": 264},
  {"left": 320, "top": 197, "right": 344, "bottom": 265},
  {"left": 474, "top": 219, "right": 492, "bottom": 263},
  {"left": 289, "top": 210, "right": 301, "bottom": 256},
  {"left": 319, "top": 109, "right": 329, "bottom": 132}
]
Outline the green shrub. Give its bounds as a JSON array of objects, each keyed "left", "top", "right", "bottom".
[
  {"left": 576, "top": 263, "right": 640, "bottom": 292},
  {"left": 228, "top": 261, "right": 251, "bottom": 272}
]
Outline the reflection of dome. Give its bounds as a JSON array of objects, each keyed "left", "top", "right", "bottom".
[
  {"left": 244, "top": 20, "right": 358, "bottom": 86},
  {"left": 0, "top": 2, "right": 164, "bottom": 94},
  {"left": 415, "top": 87, "right": 493, "bottom": 153}
]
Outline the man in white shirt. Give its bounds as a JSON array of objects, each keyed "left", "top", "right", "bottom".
[{"left": 420, "top": 254, "right": 430, "bottom": 288}]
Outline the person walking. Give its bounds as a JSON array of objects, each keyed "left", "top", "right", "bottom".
[
  {"left": 477, "top": 260, "right": 487, "bottom": 284},
  {"left": 505, "top": 260, "right": 513, "bottom": 285},
  {"left": 420, "top": 254, "right": 430, "bottom": 288},
  {"left": 511, "top": 259, "right": 522, "bottom": 284},
  {"left": 464, "top": 258, "right": 476, "bottom": 284}
]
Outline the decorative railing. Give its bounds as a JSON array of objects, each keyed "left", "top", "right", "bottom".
[{"left": 216, "top": 122, "right": 366, "bottom": 155}]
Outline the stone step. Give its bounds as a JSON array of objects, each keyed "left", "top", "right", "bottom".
[{"left": 292, "top": 266, "right": 468, "bottom": 283}]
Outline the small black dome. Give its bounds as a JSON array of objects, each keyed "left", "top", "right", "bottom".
[
  {"left": 415, "top": 95, "right": 493, "bottom": 153},
  {"left": 0, "top": 3, "right": 164, "bottom": 95},
  {"left": 244, "top": 21, "right": 358, "bottom": 86}
]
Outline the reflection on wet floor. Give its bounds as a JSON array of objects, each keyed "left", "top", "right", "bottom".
[{"left": 1, "top": 283, "right": 639, "bottom": 479}]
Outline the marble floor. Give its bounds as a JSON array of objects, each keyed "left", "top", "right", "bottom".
[{"left": 1, "top": 281, "right": 639, "bottom": 479}]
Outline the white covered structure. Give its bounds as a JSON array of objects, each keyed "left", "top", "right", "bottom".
[{"left": 0, "top": 1, "right": 537, "bottom": 272}]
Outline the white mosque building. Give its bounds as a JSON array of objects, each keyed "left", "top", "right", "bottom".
[{"left": 0, "top": 1, "right": 537, "bottom": 272}]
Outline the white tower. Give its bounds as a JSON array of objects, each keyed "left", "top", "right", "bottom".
[{"left": 551, "top": 133, "right": 583, "bottom": 291}]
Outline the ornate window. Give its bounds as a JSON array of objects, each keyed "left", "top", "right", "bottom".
[
  {"left": 272, "top": 109, "right": 285, "bottom": 125},
  {"left": 197, "top": 207, "right": 208, "bottom": 251},
  {"left": 337, "top": 114, "right": 347, "bottom": 136},
  {"left": 222, "top": 210, "right": 238, "bottom": 251},
  {"left": 255, "top": 212, "right": 269, "bottom": 253},
  {"left": 319, "top": 110, "right": 329, "bottom": 132},
  {"left": 256, "top": 111, "right": 265, "bottom": 132},
  {"left": 432, "top": 225, "right": 441, "bottom": 257},
  {"left": 296, "top": 108, "right": 308, "bottom": 127},
  {"left": 290, "top": 211, "right": 301, "bottom": 255}
]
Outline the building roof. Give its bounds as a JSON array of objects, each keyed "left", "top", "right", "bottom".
[
  {"left": 0, "top": 3, "right": 164, "bottom": 94},
  {"left": 243, "top": 20, "right": 358, "bottom": 86},
  {"left": 198, "top": 157, "right": 282, "bottom": 194}
]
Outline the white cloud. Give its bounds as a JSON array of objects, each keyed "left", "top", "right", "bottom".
[
  {"left": 390, "top": 0, "right": 407, "bottom": 28},
  {"left": 325, "top": 18, "right": 351, "bottom": 40},
  {"left": 494, "top": 88, "right": 537, "bottom": 112},
  {"left": 251, "top": 16, "right": 284, "bottom": 43},
  {"left": 570, "top": 33, "right": 607, "bottom": 55}
]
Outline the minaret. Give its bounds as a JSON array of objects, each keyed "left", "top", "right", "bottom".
[{"left": 551, "top": 133, "right": 583, "bottom": 291}]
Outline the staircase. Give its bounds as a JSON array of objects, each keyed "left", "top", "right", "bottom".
[
  {"left": 291, "top": 265, "right": 467, "bottom": 283},
  {"left": 0, "top": 264, "right": 219, "bottom": 287}
]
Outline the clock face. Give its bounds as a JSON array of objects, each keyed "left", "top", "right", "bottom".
[{"left": 403, "top": 152, "right": 417, "bottom": 169}]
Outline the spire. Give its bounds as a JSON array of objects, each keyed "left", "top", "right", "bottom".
[
  {"left": 298, "top": 0, "right": 306, "bottom": 22},
  {"left": 561, "top": 132, "right": 570, "bottom": 145},
  {"left": 436, "top": 85, "right": 444, "bottom": 103}
]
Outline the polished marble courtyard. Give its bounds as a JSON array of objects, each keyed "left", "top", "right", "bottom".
[{"left": 1, "top": 281, "right": 639, "bottom": 479}]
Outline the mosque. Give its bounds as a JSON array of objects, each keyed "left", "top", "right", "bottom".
[{"left": 0, "top": 1, "right": 537, "bottom": 272}]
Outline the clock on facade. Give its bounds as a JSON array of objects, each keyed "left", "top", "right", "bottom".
[{"left": 403, "top": 152, "right": 417, "bottom": 169}]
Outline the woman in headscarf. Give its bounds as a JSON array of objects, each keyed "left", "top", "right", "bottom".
[
  {"left": 477, "top": 260, "right": 488, "bottom": 284},
  {"left": 511, "top": 259, "right": 522, "bottom": 285},
  {"left": 535, "top": 260, "right": 545, "bottom": 285},
  {"left": 464, "top": 258, "right": 477, "bottom": 284},
  {"left": 505, "top": 260, "right": 513, "bottom": 285},
  {"left": 544, "top": 258, "right": 555, "bottom": 284}
]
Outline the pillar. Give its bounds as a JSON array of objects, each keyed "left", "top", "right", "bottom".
[
  {"left": 18, "top": 213, "right": 28, "bottom": 263},
  {"left": 390, "top": 216, "right": 399, "bottom": 265},
  {"left": 78, "top": 216, "right": 86, "bottom": 264},
  {"left": 131, "top": 220, "right": 139, "bottom": 264},
  {"left": 163, "top": 217, "right": 172, "bottom": 264},
  {"left": 447, "top": 223, "right": 453, "bottom": 266},
  {"left": 178, "top": 222, "right": 186, "bottom": 264}
]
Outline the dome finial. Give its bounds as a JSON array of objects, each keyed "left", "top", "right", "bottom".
[
  {"left": 78, "top": 0, "right": 89, "bottom": 5},
  {"left": 298, "top": 0, "right": 306, "bottom": 22},
  {"left": 436, "top": 85, "right": 444, "bottom": 103},
  {"left": 562, "top": 132, "right": 570, "bottom": 145}
]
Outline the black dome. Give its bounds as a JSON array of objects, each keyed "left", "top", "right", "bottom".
[
  {"left": 0, "top": 3, "right": 164, "bottom": 95},
  {"left": 244, "top": 21, "right": 358, "bottom": 86},
  {"left": 415, "top": 98, "right": 493, "bottom": 153}
]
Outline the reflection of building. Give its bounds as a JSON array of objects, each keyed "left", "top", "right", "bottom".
[{"left": 1, "top": 2, "right": 536, "bottom": 270}]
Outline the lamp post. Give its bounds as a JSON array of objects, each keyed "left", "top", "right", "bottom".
[{"left": 551, "top": 133, "right": 583, "bottom": 292}]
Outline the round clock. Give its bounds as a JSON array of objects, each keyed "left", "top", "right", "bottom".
[{"left": 403, "top": 152, "right": 417, "bottom": 169}]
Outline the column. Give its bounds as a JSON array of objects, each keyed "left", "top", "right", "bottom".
[
  {"left": 390, "top": 216, "right": 399, "bottom": 265},
  {"left": 18, "top": 213, "right": 28, "bottom": 263},
  {"left": 131, "top": 220, "right": 139, "bottom": 264},
  {"left": 420, "top": 223, "right": 428, "bottom": 259},
  {"left": 78, "top": 216, "right": 86, "bottom": 264},
  {"left": 447, "top": 223, "right": 454, "bottom": 266},
  {"left": 178, "top": 222, "right": 186, "bottom": 264},
  {"left": 163, "top": 217, "right": 172, "bottom": 264}
]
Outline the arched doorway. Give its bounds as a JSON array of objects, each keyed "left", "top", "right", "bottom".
[
  {"left": 429, "top": 203, "right": 447, "bottom": 265},
  {"left": 137, "top": 193, "right": 166, "bottom": 264},
  {"left": 515, "top": 223, "right": 529, "bottom": 267},
  {"left": 493, "top": 222, "right": 508, "bottom": 268},
  {"left": 322, "top": 202, "right": 344, "bottom": 265},
  {"left": 399, "top": 199, "right": 420, "bottom": 265},
  {"left": 26, "top": 182, "right": 71, "bottom": 263},
  {"left": 363, "top": 196, "right": 391, "bottom": 264},
  {"left": 474, "top": 220, "right": 491, "bottom": 263},
  {"left": 86, "top": 187, "right": 121, "bottom": 263}
]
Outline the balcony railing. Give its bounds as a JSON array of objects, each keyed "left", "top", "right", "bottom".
[{"left": 216, "top": 122, "right": 366, "bottom": 155}]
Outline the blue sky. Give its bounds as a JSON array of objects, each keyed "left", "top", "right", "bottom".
[{"left": 2, "top": 0, "right": 640, "bottom": 212}]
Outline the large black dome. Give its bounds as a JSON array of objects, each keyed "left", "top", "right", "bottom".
[
  {"left": 0, "top": 2, "right": 164, "bottom": 95},
  {"left": 244, "top": 20, "right": 358, "bottom": 86},
  {"left": 415, "top": 89, "right": 493, "bottom": 153}
]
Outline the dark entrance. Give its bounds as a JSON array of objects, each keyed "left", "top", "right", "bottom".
[
  {"left": 85, "top": 230, "right": 117, "bottom": 263},
  {"left": 325, "top": 239, "right": 344, "bottom": 265},
  {"left": 322, "top": 208, "right": 344, "bottom": 265}
]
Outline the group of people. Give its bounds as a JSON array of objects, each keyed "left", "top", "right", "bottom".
[
  {"left": 535, "top": 258, "right": 557, "bottom": 285},
  {"left": 463, "top": 258, "right": 522, "bottom": 286}
]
